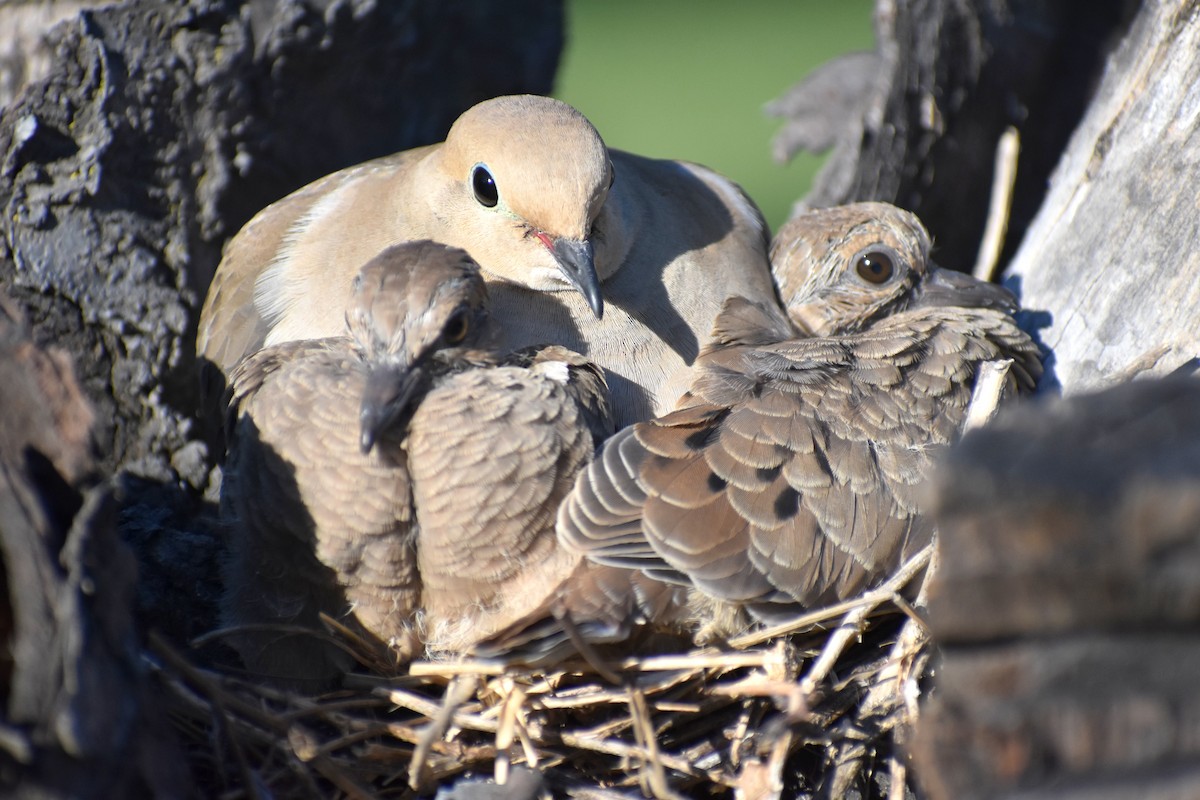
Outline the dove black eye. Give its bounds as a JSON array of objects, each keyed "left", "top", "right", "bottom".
[
  {"left": 443, "top": 309, "right": 470, "bottom": 344},
  {"left": 471, "top": 165, "right": 498, "bottom": 208},
  {"left": 855, "top": 250, "right": 895, "bottom": 284}
]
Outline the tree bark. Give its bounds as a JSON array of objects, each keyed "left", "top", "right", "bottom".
[
  {"left": 913, "top": 376, "right": 1200, "bottom": 800},
  {"left": 0, "top": 0, "right": 111, "bottom": 109},
  {"left": 0, "top": 293, "right": 191, "bottom": 798},
  {"left": 778, "top": 0, "right": 1138, "bottom": 283},
  {"left": 1006, "top": 0, "right": 1200, "bottom": 392}
]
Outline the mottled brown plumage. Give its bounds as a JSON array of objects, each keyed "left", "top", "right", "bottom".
[
  {"left": 198, "top": 95, "right": 776, "bottom": 427},
  {"left": 557, "top": 203, "right": 1042, "bottom": 634},
  {"left": 220, "top": 241, "right": 611, "bottom": 684}
]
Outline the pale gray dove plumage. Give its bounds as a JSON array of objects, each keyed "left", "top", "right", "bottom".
[
  {"left": 555, "top": 202, "right": 1043, "bottom": 637},
  {"left": 198, "top": 94, "right": 776, "bottom": 428},
  {"left": 219, "top": 241, "right": 615, "bottom": 684}
]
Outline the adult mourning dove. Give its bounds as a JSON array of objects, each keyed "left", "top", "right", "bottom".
[
  {"left": 220, "top": 241, "right": 612, "bottom": 684},
  {"left": 556, "top": 203, "right": 1043, "bottom": 636},
  {"left": 197, "top": 94, "right": 776, "bottom": 428}
]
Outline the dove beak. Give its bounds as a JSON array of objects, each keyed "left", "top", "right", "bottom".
[
  {"left": 546, "top": 235, "right": 604, "bottom": 319},
  {"left": 360, "top": 362, "right": 426, "bottom": 454},
  {"left": 914, "top": 266, "right": 1018, "bottom": 313}
]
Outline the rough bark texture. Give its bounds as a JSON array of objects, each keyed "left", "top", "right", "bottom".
[
  {"left": 775, "top": 0, "right": 1138, "bottom": 275},
  {"left": 0, "top": 1, "right": 562, "bottom": 795},
  {"left": 1005, "top": 1, "right": 1200, "bottom": 392},
  {"left": 0, "top": 0, "right": 111, "bottom": 109},
  {"left": 913, "top": 377, "right": 1200, "bottom": 799},
  {"left": 0, "top": 294, "right": 191, "bottom": 798}
]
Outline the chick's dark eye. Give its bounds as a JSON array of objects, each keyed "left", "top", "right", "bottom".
[
  {"left": 472, "top": 165, "right": 498, "bottom": 208},
  {"left": 443, "top": 310, "right": 470, "bottom": 344},
  {"left": 855, "top": 251, "right": 895, "bottom": 284}
]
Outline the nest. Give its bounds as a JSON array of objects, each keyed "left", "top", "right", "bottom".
[{"left": 151, "top": 548, "right": 933, "bottom": 800}]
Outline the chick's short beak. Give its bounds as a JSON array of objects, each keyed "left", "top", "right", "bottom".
[
  {"left": 359, "top": 362, "right": 425, "bottom": 454},
  {"left": 914, "top": 266, "right": 1018, "bottom": 313}
]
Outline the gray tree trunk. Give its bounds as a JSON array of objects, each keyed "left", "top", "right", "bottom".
[{"left": 1006, "top": 0, "right": 1200, "bottom": 392}]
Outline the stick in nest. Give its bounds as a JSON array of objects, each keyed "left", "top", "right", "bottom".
[
  {"left": 962, "top": 359, "right": 1014, "bottom": 432},
  {"left": 628, "top": 686, "right": 682, "bottom": 800},
  {"left": 408, "top": 674, "right": 481, "bottom": 791},
  {"left": 728, "top": 544, "right": 933, "bottom": 654},
  {"left": 796, "top": 544, "right": 933, "bottom": 699},
  {"left": 973, "top": 125, "right": 1020, "bottom": 282}
]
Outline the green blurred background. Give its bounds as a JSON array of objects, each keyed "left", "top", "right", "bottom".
[{"left": 555, "top": 0, "right": 874, "bottom": 234}]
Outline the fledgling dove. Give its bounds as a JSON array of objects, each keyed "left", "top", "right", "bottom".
[
  {"left": 219, "top": 241, "right": 613, "bottom": 685},
  {"left": 556, "top": 203, "right": 1043, "bottom": 637},
  {"left": 197, "top": 94, "right": 776, "bottom": 428}
]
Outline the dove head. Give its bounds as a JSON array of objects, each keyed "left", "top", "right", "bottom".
[
  {"left": 770, "top": 202, "right": 1014, "bottom": 336},
  {"left": 433, "top": 95, "right": 615, "bottom": 318},
  {"left": 348, "top": 241, "right": 492, "bottom": 453}
]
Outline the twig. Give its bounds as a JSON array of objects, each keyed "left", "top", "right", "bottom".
[
  {"left": 973, "top": 125, "right": 1020, "bottom": 282},
  {"left": 276, "top": 696, "right": 392, "bottom": 723},
  {"left": 729, "top": 706, "right": 754, "bottom": 770},
  {"left": 306, "top": 724, "right": 401, "bottom": 760},
  {"left": 796, "top": 545, "right": 934, "bottom": 698},
  {"left": 558, "top": 608, "right": 624, "bottom": 685},
  {"left": 383, "top": 684, "right": 498, "bottom": 734},
  {"left": 512, "top": 702, "right": 540, "bottom": 770},
  {"left": 493, "top": 676, "right": 526, "bottom": 784},
  {"left": 889, "top": 593, "right": 928, "bottom": 634},
  {"left": 553, "top": 729, "right": 730, "bottom": 787},
  {"left": 729, "top": 545, "right": 933, "bottom": 649},
  {"left": 309, "top": 756, "right": 378, "bottom": 800},
  {"left": 857, "top": 613, "right": 931, "bottom": 726},
  {"left": 149, "top": 633, "right": 269, "bottom": 800},
  {"left": 407, "top": 660, "right": 508, "bottom": 677},
  {"left": 765, "top": 728, "right": 794, "bottom": 800},
  {"left": 962, "top": 359, "right": 1013, "bottom": 432},
  {"left": 628, "top": 687, "right": 681, "bottom": 800},
  {"left": 1111, "top": 343, "right": 1175, "bottom": 383},
  {"left": 408, "top": 675, "right": 480, "bottom": 790},
  {"left": 406, "top": 650, "right": 772, "bottom": 679},
  {"left": 888, "top": 757, "right": 908, "bottom": 800},
  {"left": 624, "top": 652, "right": 773, "bottom": 671}
]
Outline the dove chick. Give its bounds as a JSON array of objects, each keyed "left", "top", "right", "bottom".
[
  {"left": 557, "top": 202, "right": 1043, "bottom": 639},
  {"left": 220, "top": 241, "right": 610, "bottom": 684},
  {"left": 198, "top": 94, "right": 776, "bottom": 428}
]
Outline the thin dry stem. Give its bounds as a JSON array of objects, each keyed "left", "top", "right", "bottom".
[
  {"left": 973, "top": 125, "right": 1020, "bottom": 282},
  {"left": 962, "top": 359, "right": 1013, "bottom": 432},
  {"left": 408, "top": 675, "right": 480, "bottom": 790},
  {"left": 732, "top": 544, "right": 933, "bottom": 651}
]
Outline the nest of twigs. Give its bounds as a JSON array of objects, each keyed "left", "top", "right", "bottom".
[{"left": 150, "top": 548, "right": 933, "bottom": 800}]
